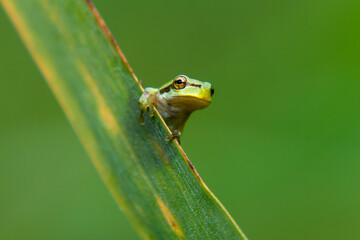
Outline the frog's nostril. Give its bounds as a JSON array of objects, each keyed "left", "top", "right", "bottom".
[{"left": 211, "top": 87, "right": 214, "bottom": 96}]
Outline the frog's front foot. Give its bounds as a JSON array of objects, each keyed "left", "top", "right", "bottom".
[{"left": 138, "top": 88, "right": 158, "bottom": 124}]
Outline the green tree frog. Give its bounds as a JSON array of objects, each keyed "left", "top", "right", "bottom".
[{"left": 138, "top": 74, "right": 214, "bottom": 143}]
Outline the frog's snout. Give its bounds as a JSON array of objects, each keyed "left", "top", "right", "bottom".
[{"left": 211, "top": 87, "right": 214, "bottom": 96}]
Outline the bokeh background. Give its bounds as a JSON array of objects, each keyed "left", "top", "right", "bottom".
[{"left": 1, "top": 0, "right": 360, "bottom": 239}]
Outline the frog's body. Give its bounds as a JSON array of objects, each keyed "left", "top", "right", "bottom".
[{"left": 138, "top": 75, "right": 214, "bottom": 143}]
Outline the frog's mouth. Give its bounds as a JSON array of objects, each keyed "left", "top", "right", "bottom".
[{"left": 168, "top": 96, "right": 211, "bottom": 110}]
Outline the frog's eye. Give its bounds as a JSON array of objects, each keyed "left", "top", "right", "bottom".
[{"left": 173, "top": 76, "right": 187, "bottom": 89}]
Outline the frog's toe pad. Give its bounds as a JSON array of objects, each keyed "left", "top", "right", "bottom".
[{"left": 166, "top": 131, "right": 181, "bottom": 143}]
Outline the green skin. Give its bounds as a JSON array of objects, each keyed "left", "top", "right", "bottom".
[{"left": 138, "top": 75, "right": 214, "bottom": 143}]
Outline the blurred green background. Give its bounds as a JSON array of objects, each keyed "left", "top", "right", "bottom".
[{"left": 1, "top": 0, "right": 360, "bottom": 239}]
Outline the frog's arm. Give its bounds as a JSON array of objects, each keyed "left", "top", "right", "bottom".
[{"left": 138, "top": 87, "right": 158, "bottom": 124}]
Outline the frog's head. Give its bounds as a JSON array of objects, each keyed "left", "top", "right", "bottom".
[{"left": 160, "top": 75, "right": 214, "bottom": 111}]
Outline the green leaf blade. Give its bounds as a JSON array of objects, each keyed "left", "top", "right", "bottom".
[{"left": 1, "top": 0, "right": 247, "bottom": 239}]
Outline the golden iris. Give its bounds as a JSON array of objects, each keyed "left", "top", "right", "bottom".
[{"left": 173, "top": 76, "right": 187, "bottom": 89}]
